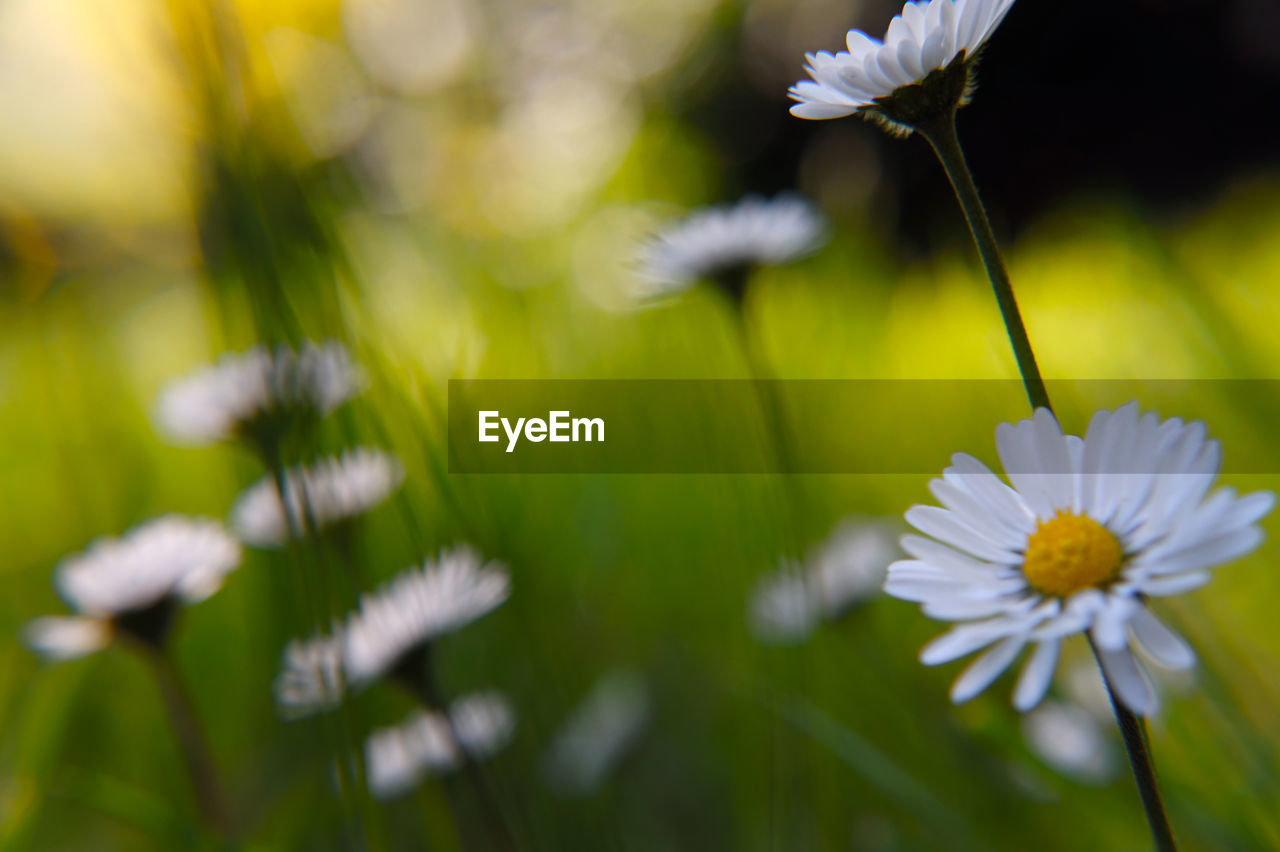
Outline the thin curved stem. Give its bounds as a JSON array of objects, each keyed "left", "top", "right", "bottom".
[
  {"left": 914, "top": 112, "right": 1051, "bottom": 413},
  {"left": 1089, "top": 640, "right": 1178, "bottom": 851},
  {"left": 915, "top": 108, "right": 1177, "bottom": 850},
  {"left": 144, "top": 648, "right": 235, "bottom": 840},
  {"left": 727, "top": 297, "right": 810, "bottom": 554}
]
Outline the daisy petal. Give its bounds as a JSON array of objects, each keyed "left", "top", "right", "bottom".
[
  {"left": 1128, "top": 607, "right": 1195, "bottom": 670},
  {"left": 920, "top": 612, "right": 1035, "bottom": 665},
  {"left": 950, "top": 634, "right": 1027, "bottom": 703},
  {"left": 1134, "top": 572, "right": 1211, "bottom": 597},
  {"left": 1091, "top": 595, "right": 1138, "bottom": 652},
  {"left": 905, "top": 505, "right": 1019, "bottom": 563},
  {"left": 1096, "top": 646, "right": 1158, "bottom": 716},
  {"left": 1012, "top": 638, "right": 1060, "bottom": 712}
]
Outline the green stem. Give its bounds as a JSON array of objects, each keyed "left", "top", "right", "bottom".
[
  {"left": 1089, "top": 640, "right": 1178, "bottom": 851},
  {"left": 266, "top": 449, "right": 376, "bottom": 850},
  {"left": 416, "top": 655, "right": 522, "bottom": 852},
  {"left": 144, "top": 648, "right": 235, "bottom": 841},
  {"left": 728, "top": 298, "right": 810, "bottom": 554},
  {"left": 915, "top": 112, "right": 1051, "bottom": 413},
  {"left": 916, "top": 108, "right": 1177, "bottom": 850}
]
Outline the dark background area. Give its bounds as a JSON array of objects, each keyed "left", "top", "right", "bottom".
[{"left": 673, "top": 0, "right": 1280, "bottom": 251}]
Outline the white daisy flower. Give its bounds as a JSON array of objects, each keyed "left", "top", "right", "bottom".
[
  {"left": 790, "top": 0, "right": 1017, "bottom": 122},
  {"left": 155, "top": 340, "right": 364, "bottom": 447},
  {"left": 22, "top": 516, "right": 242, "bottom": 660},
  {"left": 1021, "top": 700, "right": 1116, "bottom": 784},
  {"left": 885, "top": 403, "right": 1274, "bottom": 716},
  {"left": 636, "top": 195, "right": 826, "bottom": 299},
  {"left": 365, "top": 691, "right": 516, "bottom": 799},
  {"left": 749, "top": 521, "right": 900, "bottom": 643},
  {"left": 230, "top": 448, "right": 405, "bottom": 547},
  {"left": 542, "top": 671, "right": 651, "bottom": 797},
  {"left": 274, "top": 630, "right": 346, "bottom": 719},
  {"left": 342, "top": 547, "right": 511, "bottom": 688}
]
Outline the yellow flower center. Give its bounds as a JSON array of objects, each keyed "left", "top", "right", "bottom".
[{"left": 1022, "top": 512, "right": 1123, "bottom": 597}]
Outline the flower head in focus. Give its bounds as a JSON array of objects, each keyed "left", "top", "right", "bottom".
[
  {"left": 23, "top": 516, "right": 242, "bottom": 660},
  {"left": 635, "top": 194, "right": 826, "bottom": 303},
  {"left": 366, "top": 691, "right": 516, "bottom": 798},
  {"left": 155, "top": 340, "right": 363, "bottom": 449},
  {"left": 230, "top": 448, "right": 405, "bottom": 547},
  {"left": 886, "top": 403, "right": 1274, "bottom": 715},
  {"left": 750, "top": 520, "right": 900, "bottom": 644},
  {"left": 789, "top": 0, "right": 1017, "bottom": 133},
  {"left": 342, "top": 547, "right": 511, "bottom": 692}
]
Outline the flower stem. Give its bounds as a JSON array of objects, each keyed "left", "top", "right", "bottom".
[
  {"left": 916, "top": 110, "right": 1177, "bottom": 850},
  {"left": 417, "top": 656, "right": 522, "bottom": 852},
  {"left": 265, "top": 446, "right": 377, "bottom": 850},
  {"left": 1089, "top": 640, "right": 1178, "bottom": 851},
  {"left": 728, "top": 303, "right": 811, "bottom": 558},
  {"left": 914, "top": 112, "right": 1051, "bottom": 413},
  {"left": 144, "top": 648, "right": 235, "bottom": 840}
]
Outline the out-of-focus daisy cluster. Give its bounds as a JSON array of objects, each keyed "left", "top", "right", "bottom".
[
  {"left": 275, "top": 546, "right": 516, "bottom": 798},
  {"left": 366, "top": 692, "right": 516, "bottom": 798},
  {"left": 153, "top": 341, "right": 405, "bottom": 554},
  {"left": 27, "top": 337, "right": 519, "bottom": 802},
  {"left": 23, "top": 340, "right": 395, "bottom": 654}
]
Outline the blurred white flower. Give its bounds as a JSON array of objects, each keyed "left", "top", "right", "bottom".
[
  {"left": 810, "top": 521, "right": 901, "bottom": 617},
  {"left": 21, "top": 617, "right": 112, "bottom": 662},
  {"left": 750, "top": 562, "right": 818, "bottom": 644},
  {"left": 750, "top": 520, "right": 901, "bottom": 643},
  {"left": 886, "top": 404, "right": 1274, "bottom": 715},
  {"left": 366, "top": 691, "right": 516, "bottom": 798},
  {"left": 1021, "top": 700, "right": 1116, "bottom": 784},
  {"left": 155, "top": 340, "right": 363, "bottom": 447},
  {"left": 789, "top": 0, "right": 1017, "bottom": 121},
  {"left": 635, "top": 194, "right": 826, "bottom": 299},
  {"left": 449, "top": 691, "right": 517, "bottom": 759},
  {"left": 542, "top": 671, "right": 651, "bottom": 797},
  {"left": 1062, "top": 659, "right": 1117, "bottom": 721},
  {"left": 230, "top": 448, "right": 404, "bottom": 547},
  {"left": 367, "top": 711, "right": 454, "bottom": 797},
  {"left": 343, "top": 547, "right": 511, "bottom": 687},
  {"left": 274, "top": 630, "right": 346, "bottom": 719},
  {"left": 22, "top": 516, "right": 242, "bottom": 660}
]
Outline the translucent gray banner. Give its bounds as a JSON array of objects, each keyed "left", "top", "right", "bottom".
[{"left": 447, "top": 380, "right": 1280, "bottom": 474}]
